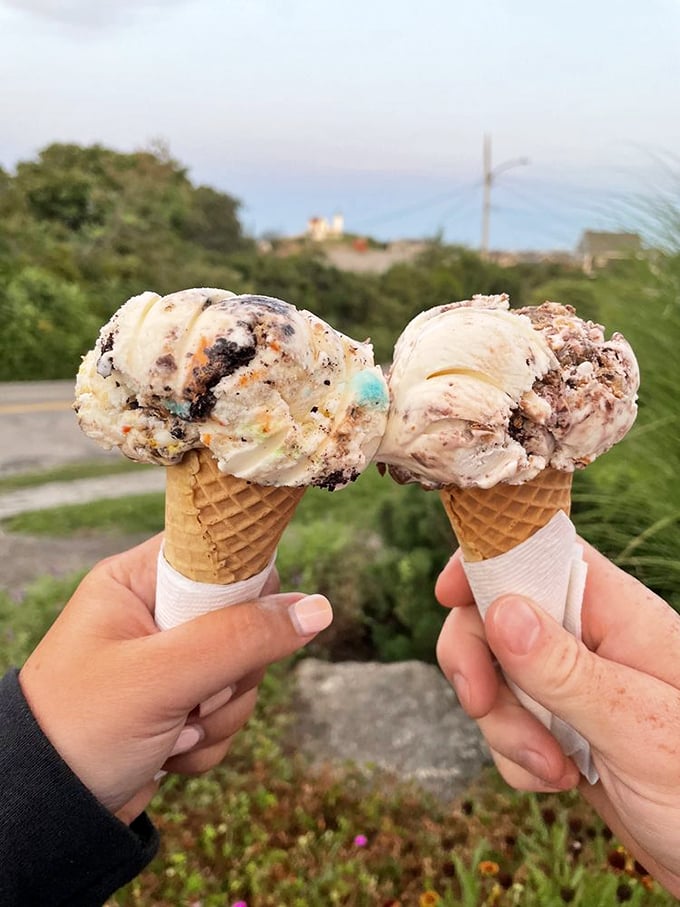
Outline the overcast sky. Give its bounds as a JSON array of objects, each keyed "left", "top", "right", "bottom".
[{"left": 1, "top": 0, "right": 679, "bottom": 250}]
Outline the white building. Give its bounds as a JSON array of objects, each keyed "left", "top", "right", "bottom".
[{"left": 306, "top": 212, "right": 344, "bottom": 241}]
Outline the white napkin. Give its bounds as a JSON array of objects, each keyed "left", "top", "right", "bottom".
[
  {"left": 155, "top": 546, "right": 277, "bottom": 630},
  {"left": 461, "top": 511, "right": 597, "bottom": 784}
]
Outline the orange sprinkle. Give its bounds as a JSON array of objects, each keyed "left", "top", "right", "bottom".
[
  {"left": 270, "top": 340, "right": 280, "bottom": 351},
  {"left": 238, "top": 369, "right": 263, "bottom": 387},
  {"left": 190, "top": 337, "right": 211, "bottom": 372},
  {"left": 201, "top": 433, "right": 212, "bottom": 445},
  {"left": 122, "top": 425, "right": 131, "bottom": 434}
]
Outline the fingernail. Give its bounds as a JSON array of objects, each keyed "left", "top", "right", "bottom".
[
  {"left": 199, "top": 685, "right": 236, "bottom": 718},
  {"left": 518, "top": 748, "right": 551, "bottom": 782},
  {"left": 493, "top": 596, "right": 540, "bottom": 655},
  {"left": 170, "top": 724, "right": 204, "bottom": 756},
  {"left": 289, "top": 594, "right": 333, "bottom": 636},
  {"left": 452, "top": 673, "right": 469, "bottom": 708},
  {"left": 154, "top": 770, "right": 168, "bottom": 782}
]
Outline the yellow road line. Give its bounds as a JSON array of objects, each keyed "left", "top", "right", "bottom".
[{"left": 0, "top": 401, "right": 73, "bottom": 414}]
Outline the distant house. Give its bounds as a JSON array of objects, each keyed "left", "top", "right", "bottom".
[
  {"left": 306, "top": 213, "right": 344, "bottom": 242},
  {"left": 577, "top": 230, "right": 643, "bottom": 274}
]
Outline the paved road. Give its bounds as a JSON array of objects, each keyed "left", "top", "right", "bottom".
[
  {"left": 0, "top": 470, "right": 166, "bottom": 519},
  {"left": 0, "top": 382, "right": 165, "bottom": 596},
  {"left": 0, "top": 380, "right": 118, "bottom": 476},
  {"left": 0, "top": 381, "right": 166, "bottom": 517}
]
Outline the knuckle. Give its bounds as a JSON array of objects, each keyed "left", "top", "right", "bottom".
[{"left": 547, "top": 634, "right": 589, "bottom": 698}]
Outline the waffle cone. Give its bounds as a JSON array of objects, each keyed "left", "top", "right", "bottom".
[
  {"left": 164, "top": 448, "right": 305, "bottom": 583},
  {"left": 439, "top": 468, "right": 573, "bottom": 562}
]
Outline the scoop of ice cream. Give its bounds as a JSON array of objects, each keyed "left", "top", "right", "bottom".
[
  {"left": 377, "top": 294, "right": 639, "bottom": 489},
  {"left": 75, "top": 288, "right": 389, "bottom": 489}
]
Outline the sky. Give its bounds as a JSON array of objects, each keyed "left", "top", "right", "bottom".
[{"left": 1, "top": 0, "right": 679, "bottom": 251}]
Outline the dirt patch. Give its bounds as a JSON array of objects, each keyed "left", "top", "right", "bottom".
[{"left": 0, "top": 529, "right": 151, "bottom": 600}]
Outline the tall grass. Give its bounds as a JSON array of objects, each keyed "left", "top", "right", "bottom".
[{"left": 571, "top": 251, "right": 680, "bottom": 607}]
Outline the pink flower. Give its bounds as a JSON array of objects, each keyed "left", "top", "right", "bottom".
[
  {"left": 231, "top": 902, "right": 248, "bottom": 907},
  {"left": 354, "top": 834, "right": 368, "bottom": 847}
]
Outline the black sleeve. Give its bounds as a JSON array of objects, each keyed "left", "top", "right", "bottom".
[{"left": 0, "top": 669, "right": 159, "bottom": 907}]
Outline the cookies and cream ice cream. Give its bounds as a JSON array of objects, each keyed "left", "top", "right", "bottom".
[
  {"left": 377, "top": 294, "right": 639, "bottom": 490},
  {"left": 75, "top": 288, "right": 389, "bottom": 490}
]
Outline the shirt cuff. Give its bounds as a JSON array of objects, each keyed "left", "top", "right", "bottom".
[{"left": 0, "top": 668, "right": 159, "bottom": 906}]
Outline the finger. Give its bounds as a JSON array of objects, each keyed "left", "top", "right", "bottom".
[
  {"left": 486, "top": 594, "right": 680, "bottom": 771},
  {"left": 579, "top": 541, "right": 680, "bottom": 686},
  {"left": 166, "top": 735, "right": 235, "bottom": 776},
  {"left": 196, "top": 667, "right": 265, "bottom": 718},
  {"left": 436, "top": 606, "right": 499, "bottom": 718},
  {"left": 105, "top": 533, "right": 164, "bottom": 610},
  {"left": 476, "top": 684, "right": 580, "bottom": 789},
  {"left": 261, "top": 566, "right": 280, "bottom": 597},
  {"left": 196, "top": 687, "right": 258, "bottom": 747},
  {"left": 149, "top": 592, "right": 333, "bottom": 710},
  {"left": 115, "top": 779, "right": 161, "bottom": 825},
  {"left": 491, "top": 748, "right": 578, "bottom": 794},
  {"left": 435, "top": 550, "right": 474, "bottom": 608}
]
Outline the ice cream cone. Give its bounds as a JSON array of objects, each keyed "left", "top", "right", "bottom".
[
  {"left": 164, "top": 448, "right": 305, "bottom": 584},
  {"left": 439, "top": 468, "right": 573, "bottom": 562}
]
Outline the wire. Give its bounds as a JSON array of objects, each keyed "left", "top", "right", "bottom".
[{"left": 351, "top": 179, "right": 482, "bottom": 231}]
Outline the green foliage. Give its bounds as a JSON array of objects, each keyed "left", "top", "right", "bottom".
[
  {"left": 0, "top": 266, "right": 100, "bottom": 380},
  {"left": 0, "top": 573, "right": 82, "bottom": 673},
  {"left": 0, "top": 458, "right": 147, "bottom": 492},
  {"left": 103, "top": 695, "right": 670, "bottom": 906},
  {"left": 0, "top": 142, "right": 253, "bottom": 375},
  {"left": 526, "top": 274, "right": 601, "bottom": 323},
  {"left": 565, "top": 253, "right": 680, "bottom": 608},
  {"left": 3, "top": 492, "right": 165, "bottom": 536}
]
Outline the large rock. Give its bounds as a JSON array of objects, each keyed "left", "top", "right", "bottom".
[{"left": 292, "top": 659, "right": 490, "bottom": 802}]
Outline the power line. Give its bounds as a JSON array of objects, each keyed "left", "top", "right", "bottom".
[{"left": 351, "top": 179, "right": 481, "bottom": 231}]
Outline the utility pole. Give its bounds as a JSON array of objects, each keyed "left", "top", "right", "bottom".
[
  {"left": 481, "top": 134, "right": 492, "bottom": 260},
  {"left": 480, "top": 134, "right": 529, "bottom": 260}
]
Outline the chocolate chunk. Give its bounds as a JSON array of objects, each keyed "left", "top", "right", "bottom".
[{"left": 156, "top": 354, "right": 177, "bottom": 370}]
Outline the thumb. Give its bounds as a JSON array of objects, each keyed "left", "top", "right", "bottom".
[
  {"left": 484, "top": 594, "right": 674, "bottom": 767},
  {"left": 147, "top": 592, "right": 333, "bottom": 710}
]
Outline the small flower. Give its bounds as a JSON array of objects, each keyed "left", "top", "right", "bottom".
[
  {"left": 478, "top": 860, "right": 500, "bottom": 877},
  {"left": 615, "top": 882, "right": 633, "bottom": 903},
  {"left": 498, "top": 871, "right": 514, "bottom": 890},
  {"left": 353, "top": 834, "right": 368, "bottom": 847},
  {"left": 568, "top": 817, "right": 583, "bottom": 834},
  {"left": 419, "top": 892, "right": 441, "bottom": 907},
  {"left": 607, "top": 848, "right": 627, "bottom": 871},
  {"left": 541, "top": 807, "right": 557, "bottom": 826},
  {"left": 231, "top": 901, "right": 248, "bottom": 907}
]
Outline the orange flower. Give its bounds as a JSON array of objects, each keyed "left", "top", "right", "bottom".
[
  {"left": 419, "top": 892, "right": 441, "bottom": 907},
  {"left": 478, "top": 860, "right": 500, "bottom": 877}
]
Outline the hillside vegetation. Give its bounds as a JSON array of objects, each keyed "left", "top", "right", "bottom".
[{"left": 2, "top": 143, "right": 680, "bottom": 904}]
